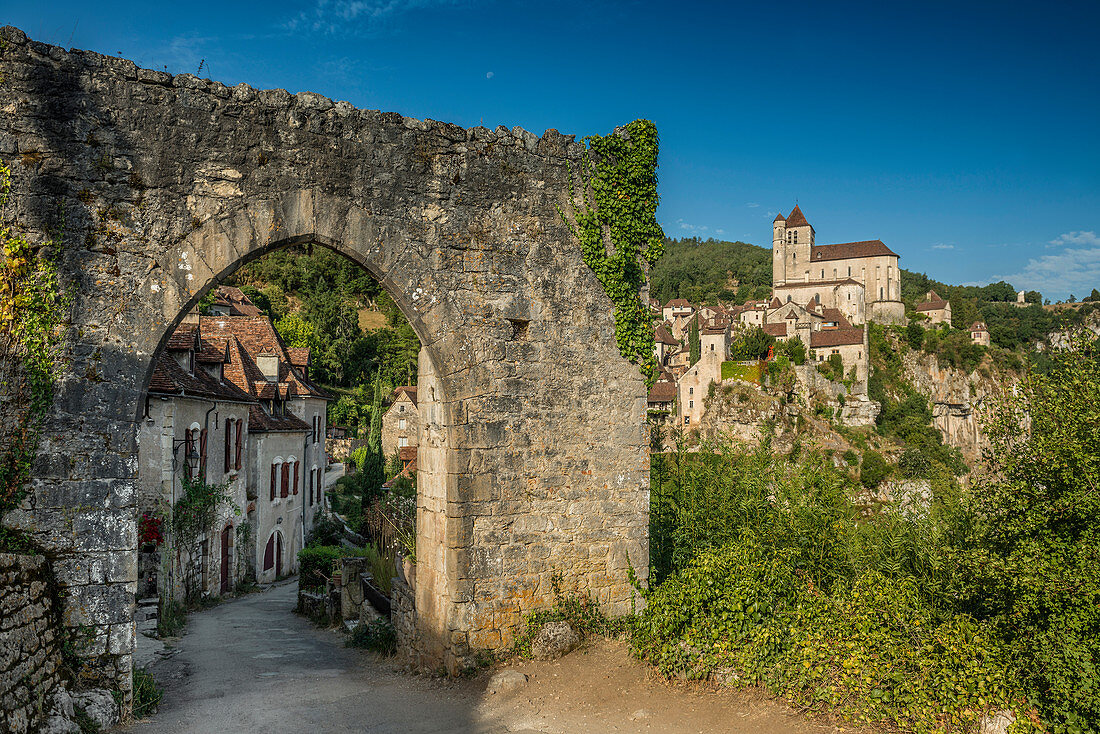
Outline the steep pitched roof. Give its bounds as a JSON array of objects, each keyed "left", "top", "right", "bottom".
[
  {"left": 785, "top": 205, "right": 810, "bottom": 228},
  {"left": 166, "top": 323, "right": 198, "bottom": 351},
  {"left": 820, "top": 308, "right": 853, "bottom": 328},
  {"left": 286, "top": 347, "right": 311, "bottom": 368},
  {"left": 970, "top": 321, "right": 989, "bottom": 332},
  {"left": 147, "top": 352, "right": 257, "bottom": 404},
  {"left": 664, "top": 298, "right": 692, "bottom": 309},
  {"left": 199, "top": 315, "right": 331, "bottom": 401},
  {"left": 811, "top": 327, "right": 864, "bottom": 348},
  {"left": 654, "top": 324, "right": 678, "bottom": 346},
  {"left": 214, "top": 285, "right": 265, "bottom": 317},
  {"left": 246, "top": 403, "right": 311, "bottom": 433},
  {"left": 391, "top": 386, "right": 418, "bottom": 406},
  {"left": 811, "top": 240, "right": 899, "bottom": 262},
  {"left": 916, "top": 291, "right": 949, "bottom": 311},
  {"left": 773, "top": 212, "right": 786, "bottom": 222}
]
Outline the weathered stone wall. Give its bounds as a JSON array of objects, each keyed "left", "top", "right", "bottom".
[
  {"left": 0, "top": 25, "right": 648, "bottom": 686},
  {"left": 0, "top": 554, "right": 65, "bottom": 734}
]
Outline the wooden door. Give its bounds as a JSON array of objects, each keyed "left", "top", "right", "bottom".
[{"left": 219, "top": 526, "right": 231, "bottom": 594}]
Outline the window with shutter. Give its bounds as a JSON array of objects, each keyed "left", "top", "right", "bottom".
[
  {"left": 293, "top": 461, "right": 299, "bottom": 495},
  {"left": 234, "top": 419, "right": 243, "bottom": 470},
  {"left": 270, "top": 464, "right": 277, "bottom": 501},
  {"left": 281, "top": 462, "right": 290, "bottom": 498},
  {"left": 224, "top": 418, "right": 232, "bottom": 473}
]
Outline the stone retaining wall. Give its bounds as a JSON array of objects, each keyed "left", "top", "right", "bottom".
[{"left": 0, "top": 553, "right": 65, "bottom": 734}]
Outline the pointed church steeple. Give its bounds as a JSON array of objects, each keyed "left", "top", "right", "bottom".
[{"left": 785, "top": 205, "right": 809, "bottom": 228}]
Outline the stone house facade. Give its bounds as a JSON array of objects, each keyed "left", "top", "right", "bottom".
[
  {"left": 381, "top": 386, "right": 419, "bottom": 461},
  {"left": 916, "top": 290, "right": 952, "bottom": 325},
  {"left": 969, "top": 321, "right": 991, "bottom": 347},
  {"left": 677, "top": 349, "right": 723, "bottom": 428},
  {"left": 137, "top": 323, "right": 255, "bottom": 600}
]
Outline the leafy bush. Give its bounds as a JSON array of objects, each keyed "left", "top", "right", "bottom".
[
  {"left": 298, "top": 545, "right": 344, "bottom": 591},
  {"left": 959, "top": 334, "right": 1100, "bottom": 731},
  {"left": 729, "top": 327, "right": 774, "bottom": 361},
  {"left": 860, "top": 450, "right": 889, "bottom": 488},
  {"left": 132, "top": 667, "right": 163, "bottom": 718},
  {"left": 347, "top": 618, "right": 397, "bottom": 655},
  {"left": 906, "top": 321, "right": 925, "bottom": 350},
  {"left": 631, "top": 541, "right": 1026, "bottom": 733}
]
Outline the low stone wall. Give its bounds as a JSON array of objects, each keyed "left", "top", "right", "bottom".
[
  {"left": 391, "top": 578, "right": 418, "bottom": 666},
  {"left": 0, "top": 553, "right": 66, "bottom": 733}
]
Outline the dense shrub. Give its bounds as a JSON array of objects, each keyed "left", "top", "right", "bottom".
[
  {"left": 906, "top": 321, "right": 925, "bottom": 350},
  {"left": 729, "top": 327, "right": 774, "bottom": 361},
  {"left": 860, "top": 450, "right": 889, "bottom": 488},
  {"left": 346, "top": 618, "right": 397, "bottom": 655},
  {"left": 298, "top": 545, "right": 344, "bottom": 591},
  {"left": 631, "top": 541, "right": 1025, "bottom": 733},
  {"left": 958, "top": 334, "right": 1100, "bottom": 731}
]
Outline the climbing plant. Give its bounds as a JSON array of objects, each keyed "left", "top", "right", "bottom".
[
  {"left": 0, "top": 161, "right": 68, "bottom": 529},
  {"left": 172, "top": 473, "right": 237, "bottom": 602},
  {"left": 565, "top": 120, "right": 664, "bottom": 383}
]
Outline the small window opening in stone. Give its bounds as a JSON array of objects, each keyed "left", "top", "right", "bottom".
[{"left": 508, "top": 318, "right": 529, "bottom": 340}]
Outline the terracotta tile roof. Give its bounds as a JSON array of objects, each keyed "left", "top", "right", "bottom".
[
  {"left": 664, "top": 298, "right": 692, "bottom": 309},
  {"left": 970, "top": 321, "right": 988, "bottom": 332},
  {"left": 399, "top": 446, "right": 417, "bottom": 463},
  {"left": 166, "top": 323, "right": 198, "bottom": 351},
  {"left": 199, "top": 315, "right": 331, "bottom": 401},
  {"left": 147, "top": 352, "right": 257, "bottom": 404},
  {"left": 700, "top": 327, "right": 727, "bottom": 336},
  {"left": 773, "top": 212, "right": 786, "bottom": 222},
  {"left": 648, "top": 380, "right": 677, "bottom": 403},
  {"left": 769, "top": 297, "right": 782, "bottom": 309},
  {"left": 654, "top": 325, "right": 678, "bottom": 346},
  {"left": 286, "top": 347, "right": 311, "bottom": 368},
  {"left": 785, "top": 205, "right": 810, "bottom": 228},
  {"left": 916, "top": 291, "right": 949, "bottom": 311},
  {"left": 811, "top": 240, "right": 899, "bottom": 262},
  {"left": 764, "top": 323, "right": 788, "bottom": 338},
  {"left": 811, "top": 327, "right": 864, "bottom": 348},
  {"left": 195, "top": 338, "right": 226, "bottom": 364},
  {"left": 246, "top": 403, "right": 311, "bottom": 433},
  {"left": 391, "top": 386, "right": 418, "bottom": 407},
  {"left": 215, "top": 285, "right": 265, "bottom": 317},
  {"left": 820, "top": 308, "right": 853, "bottom": 328}
]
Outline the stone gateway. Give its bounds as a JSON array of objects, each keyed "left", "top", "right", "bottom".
[{"left": 0, "top": 25, "right": 649, "bottom": 693}]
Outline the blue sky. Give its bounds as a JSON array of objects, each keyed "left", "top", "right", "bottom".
[{"left": 7, "top": 0, "right": 1098, "bottom": 299}]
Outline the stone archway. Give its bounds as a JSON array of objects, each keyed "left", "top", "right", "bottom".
[{"left": 0, "top": 25, "right": 649, "bottom": 689}]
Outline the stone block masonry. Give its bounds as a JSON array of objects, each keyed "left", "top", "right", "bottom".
[
  {"left": 0, "top": 554, "right": 65, "bottom": 734},
  {"left": 0, "top": 23, "right": 649, "bottom": 690}
]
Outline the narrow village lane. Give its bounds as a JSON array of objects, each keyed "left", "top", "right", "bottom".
[
  {"left": 123, "top": 582, "right": 844, "bottom": 734},
  {"left": 123, "top": 582, "right": 483, "bottom": 734}
]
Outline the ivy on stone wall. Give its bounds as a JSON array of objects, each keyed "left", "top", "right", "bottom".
[
  {"left": 0, "top": 161, "right": 68, "bottom": 523},
  {"left": 566, "top": 120, "right": 664, "bottom": 384}
]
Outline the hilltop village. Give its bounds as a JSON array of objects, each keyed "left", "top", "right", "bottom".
[{"left": 646, "top": 205, "right": 993, "bottom": 435}]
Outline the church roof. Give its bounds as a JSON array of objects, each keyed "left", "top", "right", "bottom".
[
  {"left": 773, "top": 212, "right": 786, "bottom": 222},
  {"left": 785, "top": 205, "right": 810, "bottom": 228},
  {"left": 811, "top": 240, "right": 899, "bottom": 262}
]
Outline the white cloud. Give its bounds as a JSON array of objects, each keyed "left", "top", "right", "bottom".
[
  {"left": 746, "top": 202, "right": 760, "bottom": 208},
  {"left": 486, "top": 71, "right": 494, "bottom": 79},
  {"left": 1047, "top": 230, "right": 1099, "bottom": 248},
  {"left": 931, "top": 243, "right": 954, "bottom": 250},
  {"left": 286, "top": 0, "right": 463, "bottom": 34},
  {"left": 677, "top": 219, "right": 708, "bottom": 233},
  {"left": 997, "top": 232, "right": 1100, "bottom": 300},
  {"left": 715, "top": 228, "right": 725, "bottom": 235}
]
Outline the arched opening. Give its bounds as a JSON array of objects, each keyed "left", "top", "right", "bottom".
[{"left": 134, "top": 238, "right": 445, "bottom": 661}]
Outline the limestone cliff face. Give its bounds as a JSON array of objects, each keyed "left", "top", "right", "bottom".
[{"left": 900, "top": 351, "right": 1016, "bottom": 463}]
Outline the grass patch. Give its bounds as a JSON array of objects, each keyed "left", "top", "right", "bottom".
[
  {"left": 346, "top": 618, "right": 397, "bottom": 655},
  {"left": 132, "top": 667, "right": 163, "bottom": 718},
  {"left": 721, "top": 361, "right": 761, "bottom": 383}
]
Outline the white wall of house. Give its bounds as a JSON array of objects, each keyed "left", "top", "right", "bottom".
[
  {"left": 248, "top": 429, "right": 311, "bottom": 584},
  {"left": 137, "top": 396, "right": 251, "bottom": 600}
]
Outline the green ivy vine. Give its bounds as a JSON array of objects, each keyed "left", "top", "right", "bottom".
[
  {"left": 0, "top": 161, "right": 69, "bottom": 526},
  {"left": 565, "top": 119, "right": 664, "bottom": 384}
]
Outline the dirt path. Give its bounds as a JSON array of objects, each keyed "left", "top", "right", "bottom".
[{"left": 121, "top": 582, "right": 851, "bottom": 734}]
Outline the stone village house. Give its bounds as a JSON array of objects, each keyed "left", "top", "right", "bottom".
[
  {"left": 137, "top": 287, "right": 330, "bottom": 600},
  {"left": 381, "top": 386, "right": 419, "bottom": 461}
]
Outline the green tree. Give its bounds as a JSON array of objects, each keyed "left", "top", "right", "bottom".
[
  {"left": 729, "top": 327, "right": 774, "bottom": 361},
  {"left": 274, "top": 312, "right": 320, "bottom": 352},
  {"left": 961, "top": 334, "right": 1100, "bottom": 729},
  {"left": 905, "top": 321, "right": 924, "bottom": 351}
]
